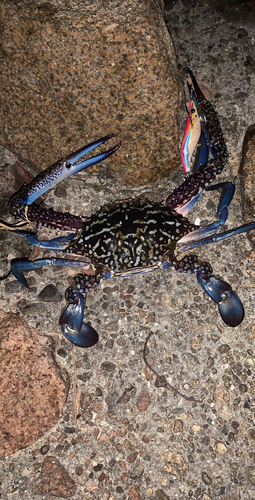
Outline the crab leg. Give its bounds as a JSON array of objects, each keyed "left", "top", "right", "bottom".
[
  {"left": 13, "top": 230, "right": 76, "bottom": 251},
  {"left": 178, "top": 221, "right": 255, "bottom": 252},
  {"left": 11, "top": 258, "right": 91, "bottom": 288},
  {"left": 178, "top": 181, "right": 236, "bottom": 243}
]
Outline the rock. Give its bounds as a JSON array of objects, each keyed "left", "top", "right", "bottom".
[
  {"left": 214, "top": 441, "right": 228, "bottom": 455},
  {"left": 240, "top": 124, "right": 255, "bottom": 247},
  {"left": 136, "top": 389, "right": 151, "bottom": 412},
  {"left": 0, "top": 311, "right": 69, "bottom": 458},
  {"left": 38, "top": 284, "right": 63, "bottom": 302},
  {"left": 33, "top": 456, "right": 77, "bottom": 498},
  {"left": 101, "top": 361, "right": 116, "bottom": 372},
  {"left": 0, "top": 0, "right": 179, "bottom": 187},
  {"left": 156, "top": 490, "right": 170, "bottom": 500}
]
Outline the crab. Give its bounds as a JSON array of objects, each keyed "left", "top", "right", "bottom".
[{"left": 2, "top": 70, "right": 255, "bottom": 351}]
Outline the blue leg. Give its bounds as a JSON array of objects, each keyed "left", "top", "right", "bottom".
[
  {"left": 178, "top": 181, "right": 236, "bottom": 245},
  {"left": 11, "top": 258, "right": 91, "bottom": 287},
  {"left": 178, "top": 221, "right": 255, "bottom": 252},
  {"left": 13, "top": 230, "right": 75, "bottom": 251}
]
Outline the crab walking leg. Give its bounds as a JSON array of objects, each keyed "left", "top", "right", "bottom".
[
  {"left": 11, "top": 258, "right": 91, "bottom": 288},
  {"left": 162, "top": 254, "right": 244, "bottom": 327},
  {"left": 178, "top": 221, "right": 255, "bottom": 252},
  {"left": 13, "top": 231, "right": 76, "bottom": 251},
  {"left": 178, "top": 181, "right": 236, "bottom": 243}
]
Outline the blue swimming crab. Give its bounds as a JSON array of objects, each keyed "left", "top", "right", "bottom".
[{"left": 2, "top": 70, "right": 255, "bottom": 352}]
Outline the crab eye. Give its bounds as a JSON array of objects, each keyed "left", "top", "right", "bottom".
[
  {"left": 65, "top": 161, "right": 72, "bottom": 169},
  {"left": 191, "top": 108, "right": 196, "bottom": 114}
]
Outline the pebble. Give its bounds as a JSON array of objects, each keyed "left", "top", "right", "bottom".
[{"left": 38, "top": 284, "right": 62, "bottom": 302}]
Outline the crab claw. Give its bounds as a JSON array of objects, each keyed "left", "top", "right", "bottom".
[
  {"left": 9, "top": 135, "right": 120, "bottom": 207},
  {"left": 198, "top": 275, "right": 244, "bottom": 327},
  {"left": 59, "top": 292, "right": 99, "bottom": 348},
  {"left": 181, "top": 97, "right": 201, "bottom": 173}
]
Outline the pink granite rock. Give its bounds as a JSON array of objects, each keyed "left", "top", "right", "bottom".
[
  {"left": 0, "top": 311, "right": 69, "bottom": 458},
  {"left": 33, "top": 456, "right": 77, "bottom": 498},
  {"left": 0, "top": 0, "right": 180, "bottom": 187}
]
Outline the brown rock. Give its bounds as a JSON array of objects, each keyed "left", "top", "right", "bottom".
[
  {"left": 0, "top": 160, "right": 35, "bottom": 202},
  {"left": 144, "top": 366, "right": 153, "bottom": 381},
  {"left": 0, "top": 0, "right": 179, "bottom": 187},
  {"left": 117, "top": 425, "right": 127, "bottom": 437},
  {"left": 136, "top": 389, "right": 151, "bottom": 412},
  {"left": 155, "top": 375, "right": 168, "bottom": 387},
  {"left": 0, "top": 312, "right": 69, "bottom": 458},
  {"left": 33, "top": 456, "right": 76, "bottom": 498},
  {"left": 128, "top": 485, "right": 141, "bottom": 500},
  {"left": 127, "top": 451, "right": 138, "bottom": 463},
  {"left": 240, "top": 124, "right": 255, "bottom": 247},
  {"left": 173, "top": 419, "right": 183, "bottom": 433}
]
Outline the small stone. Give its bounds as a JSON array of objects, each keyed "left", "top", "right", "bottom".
[
  {"left": 105, "top": 338, "right": 114, "bottom": 349},
  {"left": 173, "top": 419, "right": 183, "bottom": 433},
  {"left": 116, "top": 486, "right": 124, "bottom": 493},
  {"left": 4, "top": 280, "right": 24, "bottom": 293},
  {"left": 129, "top": 462, "right": 144, "bottom": 480},
  {"left": 156, "top": 489, "right": 170, "bottom": 500},
  {"left": 247, "top": 467, "right": 255, "bottom": 485},
  {"left": 40, "top": 445, "right": 50, "bottom": 456},
  {"left": 182, "top": 352, "right": 200, "bottom": 370},
  {"left": 231, "top": 421, "right": 239, "bottom": 429},
  {"left": 146, "top": 312, "right": 155, "bottom": 322},
  {"left": 155, "top": 375, "right": 168, "bottom": 387},
  {"left": 248, "top": 429, "right": 255, "bottom": 440},
  {"left": 98, "top": 432, "right": 109, "bottom": 443},
  {"left": 80, "top": 391, "right": 92, "bottom": 411},
  {"left": 239, "top": 384, "right": 248, "bottom": 393},
  {"left": 202, "top": 471, "right": 212, "bottom": 485},
  {"left": 98, "top": 472, "right": 107, "bottom": 482},
  {"left": 93, "top": 463, "right": 103, "bottom": 472},
  {"left": 38, "top": 284, "right": 62, "bottom": 302},
  {"left": 33, "top": 456, "right": 76, "bottom": 497},
  {"left": 117, "top": 426, "right": 127, "bottom": 437},
  {"left": 127, "top": 452, "right": 138, "bottom": 463},
  {"left": 136, "top": 390, "right": 151, "bottom": 412},
  {"left": 77, "top": 372, "right": 91, "bottom": 382},
  {"left": 128, "top": 485, "right": 141, "bottom": 500},
  {"left": 219, "top": 344, "right": 230, "bottom": 353},
  {"left": 64, "top": 427, "right": 75, "bottom": 434},
  {"left": 95, "top": 387, "right": 103, "bottom": 397},
  {"left": 82, "top": 410, "right": 93, "bottom": 423},
  {"left": 101, "top": 362, "right": 116, "bottom": 372},
  {"left": 75, "top": 465, "right": 83, "bottom": 476},
  {"left": 57, "top": 348, "right": 67, "bottom": 358},
  {"left": 215, "top": 441, "right": 228, "bottom": 455},
  {"left": 192, "top": 423, "right": 201, "bottom": 432}
]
